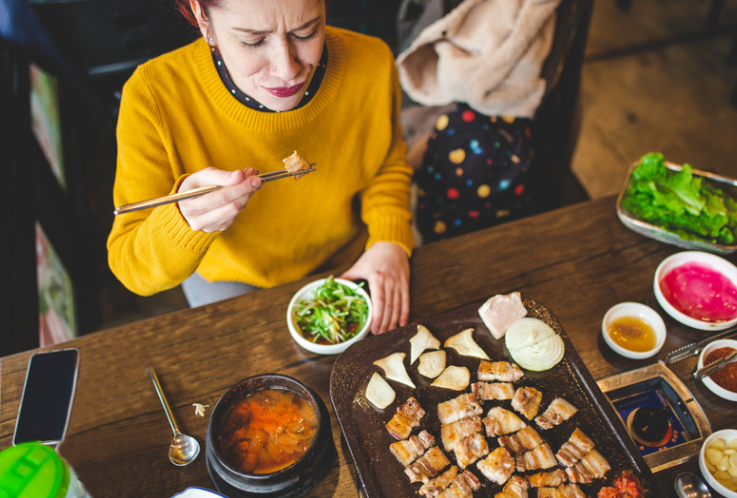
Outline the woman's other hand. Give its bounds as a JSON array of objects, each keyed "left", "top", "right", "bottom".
[
  {"left": 178, "top": 167, "right": 262, "bottom": 232},
  {"left": 341, "top": 242, "right": 410, "bottom": 335}
]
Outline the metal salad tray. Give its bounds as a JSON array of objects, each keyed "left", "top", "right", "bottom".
[{"left": 616, "top": 161, "right": 737, "bottom": 254}]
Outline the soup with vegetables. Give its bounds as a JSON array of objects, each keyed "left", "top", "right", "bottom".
[{"left": 218, "top": 388, "right": 318, "bottom": 474}]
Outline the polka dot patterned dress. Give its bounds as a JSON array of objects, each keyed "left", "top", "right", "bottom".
[{"left": 415, "top": 103, "right": 535, "bottom": 244}]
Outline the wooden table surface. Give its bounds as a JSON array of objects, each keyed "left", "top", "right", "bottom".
[{"left": 1, "top": 196, "right": 735, "bottom": 498}]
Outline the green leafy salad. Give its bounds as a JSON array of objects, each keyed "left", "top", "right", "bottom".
[
  {"left": 621, "top": 152, "right": 737, "bottom": 245},
  {"left": 294, "top": 276, "right": 369, "bottom": 345}
]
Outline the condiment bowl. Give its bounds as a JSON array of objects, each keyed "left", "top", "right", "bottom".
[
  {"left": 287, "top": 278, "right": 372, "bottom": 355},
  {"left": 602, "top": 302, "right": 666, "bottom": 359},
  {"left": 699, "top": 429, "right": 737, "bottom": 497},
  {"left": 654, "top": 251, "right": 737, "bottom": 331},
  {"left": 697, "top": 339, "right": 737, "bottom": 402}
]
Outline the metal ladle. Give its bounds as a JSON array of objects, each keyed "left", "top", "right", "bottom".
[
  {"left": 149, "top": 368, "right": 201, "bottom": 466},
  {"left": 675, "top": 472, "right": 712, "bottom": 498}
]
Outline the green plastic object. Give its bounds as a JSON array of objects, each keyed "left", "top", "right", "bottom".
[{"left": 0, "top": 442, "right": 71, "bottom": 498}]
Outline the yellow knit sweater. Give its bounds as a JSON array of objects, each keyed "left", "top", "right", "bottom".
[{"left": 108, "top": 27, "right": 414, "bottom": 295}]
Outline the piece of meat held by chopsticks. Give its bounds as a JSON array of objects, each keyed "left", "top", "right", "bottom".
[
  {"left": 282, "top": 150, "right": 312, "bottom": 180},
  {"left": 556, "top": 428, "right": 595, "bottom": 467},
  {"left": 420, "top": 465, "right": 458, "bottom": 498},
  {"left": 476, "top": 446, "right": 515, "bottom": 485},
  {"left": 436, "top": 469, "right": 481, "bottom": 498},
  {"left": 526, "top": 468, "right": 568, "bottom": 488},
  {"left": 497, "top": 426, "right": 544, "bottom": 454},
  {"left": 405, "top": 446, "right": 451, "bottom": 483},
  {"left": 478, "top": 292, "right": 528, "bottom": 339},
  {"left": 512, "top": 386, "right": 543, "bottom": 420},
  {"left": 564, "top": 449, "right": 611, "bottom": 484},
  {"left": 478, "top": 360, "right": 524, "bottom": 383},
  {"left": 472, "top": 381, "right": 514, "bottom": 401},
  {"left": 441, "top": 416, "right": 483, "bottom": 452},
  {"left": 454, "top": 432, "right": 489, "bottom": 469},
  {"left": 438, "top": 393, "right": 483, "bottom": 425},
  {"left": 535, "top": 398, "right": 578, "bottom": 430},
  {"left": 483, "top": 406, "right": 527, "bottom": 437},
  {"left": 495, "top": 475, "right": 529, "bottom": 498},
  {"left": 515, "top": 443, "right": 557, "bottom": 472},
  {"left": 386, "top": 396, "right": 425, "bottom": 440},
  {"left": 390, "top": 430, "right": 435, "bottom": 467},
  {"left": 537, "top": 484, "right": 586, "bottom": 498}
]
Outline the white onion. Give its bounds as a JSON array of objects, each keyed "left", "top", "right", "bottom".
[{"left": 505, "top": 318, "right": 565, "bottom": 371}]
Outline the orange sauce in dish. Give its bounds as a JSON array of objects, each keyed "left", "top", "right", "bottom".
[
  {"left": 218, "top": 388, "right": 318, "bottom": 474},
  {"left": 608, "top": 316, "right": 656, "bottom": 352}
]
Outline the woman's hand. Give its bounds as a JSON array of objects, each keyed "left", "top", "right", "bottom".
[
  {"left": 178, "top": 167, "right": 262, "bottom": 232},
  {"left": 341, "top": 242, "right": 410, "bottom": 335}
]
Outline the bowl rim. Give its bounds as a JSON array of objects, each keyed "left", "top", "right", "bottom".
[
  {"left": 287, "top": 277, "right": 373, "bottom": 355},
  {"left": 699, "top": 428, "right": 737, "bottom": 497},
  {"left": 654, "top": 251, "right": 737, "bottom": 331},
  {"left": 697, "top": 339, "right": 737, "bottom": 402},
  {"left": 601, "top": 302, "right": 666, "bottom": 359}
]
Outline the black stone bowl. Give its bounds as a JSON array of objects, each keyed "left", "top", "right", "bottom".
[{"left": 206, "top": 374, "right": 334, "bottom": 498}]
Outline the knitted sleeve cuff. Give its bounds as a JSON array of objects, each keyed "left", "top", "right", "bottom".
[{"left": 366, "top": 215, "right": 415, "bottom": 257}]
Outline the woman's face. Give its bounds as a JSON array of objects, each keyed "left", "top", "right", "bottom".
[{"left": 194, "top": 0, "right": 326, "bottom": 112}]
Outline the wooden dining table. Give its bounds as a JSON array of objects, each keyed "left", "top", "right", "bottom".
[{"left": 1, "top": 196, "right": 735, "bottom": 498}]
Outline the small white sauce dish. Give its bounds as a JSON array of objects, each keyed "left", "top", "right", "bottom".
[
  {"left": 697, "top": 339, "right": 737, "bottom": 402},
  {"left": 654, "top": 251, "right": 737, "bottom": 331},
  {"left": 601, "top": 302, "right": 666, "bottom": 359},
  {"left": 699, "top": 429, "right": 737, "bottom": 497},
  {"left": 287, "top": 278, "right": 372, "bottom": 355}
]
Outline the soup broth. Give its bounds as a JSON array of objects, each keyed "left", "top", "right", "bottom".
[{"left": 218, "top": 387, "right": 318, "bottom": 474}]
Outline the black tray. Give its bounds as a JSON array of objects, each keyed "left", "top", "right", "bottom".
[{"left": 330, "top": 296, "right": 667, "bottom": 497}]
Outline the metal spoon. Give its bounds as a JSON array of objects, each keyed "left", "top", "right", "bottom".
[
  {"left": 675, "top": 472, "right": 712, "bottom": 498},
  {"left": 149, "top": 368, "right": 201, "bottom": 466}
]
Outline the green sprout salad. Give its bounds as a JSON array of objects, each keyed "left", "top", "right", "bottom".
[{"left": 294, "top": 276, "right": 369, "bottom": 345}]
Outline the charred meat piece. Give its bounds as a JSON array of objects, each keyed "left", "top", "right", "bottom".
[
  {"left": 564, "top": 449, "right": 611, "bottom": 484},
  {"left": 526, "top": 468, "right": 568, "bottom": 488},
  {"left": 498, "top": 426, "right": 544, "bottom": 454},
  {"left": 512, "top": 386, "right": 543, "bottom": 420},
  {"left": 535, "top": 398, "right": 578, "bottom": 430},
  {"left": 420, "top": 466, "right": 458, "bottom": 498},
  {"left": 472, "top": 381, "right": 515, "bottom": 401},
  {"left": 438, "top": 393, "right": 483, "bottom": 425},
  {"left": 556, "top": 428, "right": 595, "bottom": 467},
  {"left": 476, "top": 446, "right": 515, "bottom": 485},
  {"left": 386, "top": 396, "right": 425, "bottom": 440},
  {"left": 478, "top": 360, "right": 524, "bottom": 383},
  {"left": 437, "top": 469, "right": 482, "bottom": 498},
  {"left": 406, "top": 446, "right": 451, "bottom": 484},
  {"left": 390, "top": 430, "right": 435, "bottom": 467},
  {"left": 454, "top": 432, "right": 490, "bottom": 469},
  {"left": 441, "top": 416, "right": 483, "bottom": 452},
  {"left": 495, "top": 475, "right": 529, "bottom": 498},
  {"left": 537, "top": 484, "right": 586, "bottom": 498},
  {"left": 515, "top": 443, "right": 557, "bottom": 472},
  {"left": 483, "top": 406, "right": 527, "bottom": 437}
]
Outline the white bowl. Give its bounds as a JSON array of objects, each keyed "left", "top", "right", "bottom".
[
  {"left": 699, "top": 429, "right": 737, "bottom": 497},
  {"left": 654, "top": 251, "right": 737, "bottom": 331},
  {"left": 601, "top": 302, "right": 666, "bottom": 359},
  {"left": 287, "top": 278, "right": 372, "bottom": 355},
  {"left": 697, "top": 339, "right": 737, "bottom": 402}
]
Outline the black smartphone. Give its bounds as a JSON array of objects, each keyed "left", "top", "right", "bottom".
[{"left": 13, "top": 348, "right": 79, "bottom": 446}]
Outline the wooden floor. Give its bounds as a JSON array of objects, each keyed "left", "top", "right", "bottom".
[{"left": 96, "top": 0, "right": 737, "bottom": 331}]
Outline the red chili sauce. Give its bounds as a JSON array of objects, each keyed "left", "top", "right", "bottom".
[
  {"left": 659, "top": 262, "right": 737, "bottom": 322},
  {"left": 705, "top": 347, "right": 737, "bottom": 393}
]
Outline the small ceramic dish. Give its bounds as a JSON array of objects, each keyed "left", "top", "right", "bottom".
[
  {"left": 654, "top": 251, "right": 737, "bottom": 331},
  {"left": 699, "top": 429, "right": 737, "bottom": 497},
  {"left": 601, "top": 302, "right": 666, "bottom": 359},
  {"left": 287, "top": 278, "right": 372, "bottom": 355},
  {"left": 697, "top": 339, "right": 737, "bottom": 402}
]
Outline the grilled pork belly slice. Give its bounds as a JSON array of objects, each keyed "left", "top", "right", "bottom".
[
  {"left": 441, "top": 416, "right": 483, "bottom": 452},
  {"left": 472, "top": 381, "right": 514, "bottom": 401},
  {"left": 437, "top": 470, "right": 481, "bottom": 498},
  {"left": 390, "top": 430, "right": 435, "bottom": 467},
  {"left": 406, "top": 446, "right": 451, "bottom": 484},
  {"left": 556, "top": 428, "right": 595, "bottom": 467},
  {"left": 526, "top": 468, "right": 568, "bottom": 488},
  {"left": 495, "top": 475, "right": 529, "bottom": 498},
  {"left": 454, "top": 432, "right": 489, "bottom": 469},
  {"left": 515, "top": 443, "right": 556, "bottom": 472},
  {"left": 535, "top": 398, "right": 578, "bottom": 430},
  {"left": 476, "top": 446, "right": 515, "bottom": 485},
  {"left": 478, "top": 360, "right": 524, "bottom": 383},
  {"left": 512, "top": 386, "right": 543, "bottom": 420},
  {"left": 564, "top": 449, "right": 611, "bottom": 484},
  {"left": 537, "top": 484, "right": 586, "bottom": 498},
  {"left": 386, "top": 396, "right": 425, "bottom": 440},
  {"left": 438, "top": 393, "right": 483, "bottom": 425},
  {"left": 498, "top": 426, "right": 544, "bottom": 454},
  {"left": 483, "top": 406, "right": 527, "bottom": 437},
  {"left": 420, "top": 466, "right": 458, "bottom": 498},
  {"left": 478, "top": 292, "right": 527, "bottom": 339}
]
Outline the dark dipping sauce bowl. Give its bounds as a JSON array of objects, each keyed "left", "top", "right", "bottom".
[{"left": 206, "top": 374, "right": 334, "bottom": 498}]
